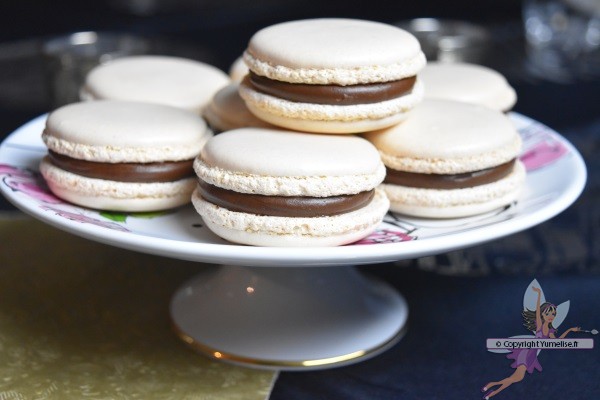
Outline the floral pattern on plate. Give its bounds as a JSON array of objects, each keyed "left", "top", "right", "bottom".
[
  {"left": 518, "top": 121, "right": 569, "bottom": 171},
  {"left": 0, "top": 164, "right": 130, "bottom": 233}
]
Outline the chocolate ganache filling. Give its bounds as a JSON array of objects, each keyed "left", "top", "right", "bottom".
[
  {"left": 246, "top": 72, "right": 416, "bottom": 105},
  {"left": 385, "top": 160, "right": 516, "bottom": 189},
  {"left": 48, "top": 150, "right": 194, "bottom": 183},
  {"left": 198, "top": 180, "right": 374, "bottom": 217}
]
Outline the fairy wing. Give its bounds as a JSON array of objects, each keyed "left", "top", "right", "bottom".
[
  {"left": 553, "top": 301, "right": 570, "bottom": 330},
  {"left": 523, "top": 279, "right": 546, "bottom": 313}
]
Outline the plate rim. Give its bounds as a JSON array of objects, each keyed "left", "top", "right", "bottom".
[{"left": 0, "top": 113, "right": 587, "bottom": 266}]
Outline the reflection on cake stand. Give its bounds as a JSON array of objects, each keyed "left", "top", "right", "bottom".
[{"left": 0, "top": 113, "right": 586, "bottom": 370}]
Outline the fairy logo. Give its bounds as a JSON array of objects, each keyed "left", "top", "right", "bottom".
[{"left": 482, "top": 279, "right": 596, "bottom": 399}]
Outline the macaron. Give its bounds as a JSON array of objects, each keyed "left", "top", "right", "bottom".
[
  {"left": 364, "top": 99, "right": 525, "bottom": 218},
  {"left": 228, "top": 56, "right": 249, "bottom": 82},
  {"left": 80, "top": 55, "right": 230, "bottom": 114},
  {"left": 203, "top": 83, "right": 274, "bottom": 133},
  {"left": 40, "top": 100, "right": 211, "bottom": 212},
  {"left": 239, "top": 18, "right": 426, "bottom": 134},
  {"left": 419, "top": 62, "right": 517, "bottom": 112},
  {"left": 192, "top": 128, "right": 389, "bottom": 246}
]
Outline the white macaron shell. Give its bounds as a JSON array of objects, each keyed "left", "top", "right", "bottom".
[
  {"left": 203, "top": 83, "right": 274, "bottom": 132},
  {"left": 420, "top": 62, "right": 517, "bottom": 111},
  {"left": 383, "top": 161, "right": 526, "bottom": 218},
  {"left": 242, "top": 104, "right": 411, "bottom": 134},
  {"left": 195, "top": 129, "right": 386, "bottom": 196},
  {"left": 192, "top": 187, "right": 389, "bottom": 247},
  {"left": 81, "top": 56, "right": 230, "bottom": 113},
  {"left": 40, "top": 158, "right": 196, "bottom": 212},
  {"left": 244, "top": 18, "right": 426, "bottom": 85},
  {"left": 43, "top": 101, "right": 210, "bottom": 163},
  {"left": 365, "top": 99, "right": 522, "bottom": 174}
]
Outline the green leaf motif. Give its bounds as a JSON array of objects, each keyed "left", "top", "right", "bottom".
[
  {"left": 99, "top": 211, "right": 169, "bottom": 223},
  {"left": 100, "top": 212, "right": 128, "bottom": 222},
  {"left": 133, "top": 211, "right": 169, "bottom": 219}
]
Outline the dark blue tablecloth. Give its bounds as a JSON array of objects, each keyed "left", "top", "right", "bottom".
[{"left": 271, "top": 271, "right": 600, "bottom": 399}]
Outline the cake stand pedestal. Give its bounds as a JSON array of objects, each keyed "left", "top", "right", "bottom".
[{"left": 170, "top": 265, "right": 407, "bottom": 370}]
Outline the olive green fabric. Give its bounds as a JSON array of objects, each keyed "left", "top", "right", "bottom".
[{"left": 0, "top": 215, "right": 276, "bottom": 400}]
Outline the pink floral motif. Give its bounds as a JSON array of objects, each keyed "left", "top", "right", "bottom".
[
  {"left": 0, "top": 164, "right": 62, "bottom": 204},
  {"left": 352, "top": 229, "right": 414, "bottom": 245},
  {"left": 1, "top": 163, "right": 128, "bottom": 232},
  {"left": 40, "top": 206, "right": 129, "bottom": 232},
  {"left": 520, "top": 140, "right": 568, "bottom": 172},
  {"left": 0, "top": 164, "right": 29, "bottom": 177},
  {"left": 518, "top": 122, "right": 569, "bottom": 172}
]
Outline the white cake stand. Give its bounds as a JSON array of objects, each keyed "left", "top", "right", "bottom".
[{"left": 0, "top": 113, "right": 586, "bottom": 370}]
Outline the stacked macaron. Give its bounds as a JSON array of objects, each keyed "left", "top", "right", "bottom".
[
  {"left": 203, "top": 83, "right": 275, "bottom": 133},
  {"left": 188, "top": 18, "right": 428, "bottom": 246},
  {"left": 37, "top": 17, "right": 527, "bottom": 247},
  {"left": 41, "top": 54, "right": 235, "bottom": 213},
  {"left": 80, "top": 55, "right": 230, "bottom": 114},
  {"left": 364, "top": 100, "right": 525, "bottom": 218},
  {"left": 193, "top": 18, "right": 527, "bottom": 246},
  {"left": 419, "top": 62, "right": 517, "bottom": 112},
  {"left": 40, "top": 101, "right": 211, "bottom": 212},
  {"left": 192, "top": 129, "right": 389, "bottom": 246},
  {"left": 239, "top": 18, "right": 426, "bottom": 134}
]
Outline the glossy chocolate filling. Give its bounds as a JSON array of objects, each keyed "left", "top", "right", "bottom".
[
  {"left": 198, "top": 180, "right": 374, "bottom": 217},
  {"left": 48, "top": 150, "right": 194, "bottom": 183},
  {"left": 385, "top": 160, "right": 516, "bottom": 189},
  {"left": 246, "top": 72, "right": 416, "bottom": 105}
]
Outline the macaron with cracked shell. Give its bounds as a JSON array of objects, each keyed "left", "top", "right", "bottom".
[
  {"left": 80, "top": 55, "right": 230, "bottom": 114},
  {"left": 40, "top": 100, "right": 212, "bottom": 212},
  {"left": 363, "top": 99, "right": 526, "bottom": 218},
  {"left": 203, "top": 82, "right": 275, "bottom": 133},
  {"left": 192, "top": 128, "right": 390, "bottom": 246},
  {"left": 239, "top": 18, "right": 426, "bottom": 134},
  {"left": 419, "top": 62, "right": 517, "bottom": 112}
]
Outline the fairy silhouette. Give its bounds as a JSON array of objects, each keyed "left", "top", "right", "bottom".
[{"left": 482, "top": 279, "right": 582, "bottom": 399}]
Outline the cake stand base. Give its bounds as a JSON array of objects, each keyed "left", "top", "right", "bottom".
[{"left": 170, "top": 265, "right": 408, "bottom": 370}]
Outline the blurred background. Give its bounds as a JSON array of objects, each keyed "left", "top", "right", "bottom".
[{"left": 0, "top": 0, "right": 598, "bottom": 130}]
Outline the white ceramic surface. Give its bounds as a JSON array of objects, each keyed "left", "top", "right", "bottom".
[
  {"left": 171, "top": 266, "right": 408, "bottom": 370},
  {"left": 0, "top": 113, "right": 586, "bottom": 267}
]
